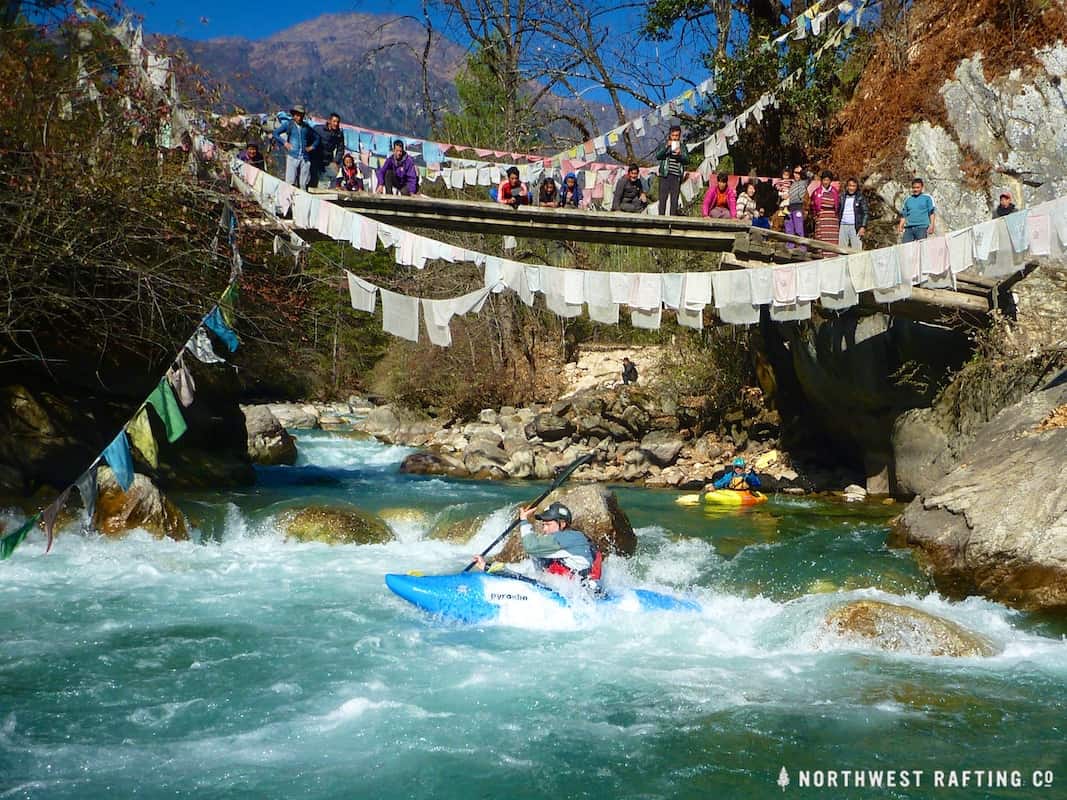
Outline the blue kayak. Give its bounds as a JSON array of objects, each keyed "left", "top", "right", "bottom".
[{"left": 385, "top": 571, "right": 701, "bottom": 624}]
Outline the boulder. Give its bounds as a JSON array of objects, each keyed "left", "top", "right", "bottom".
[
  {"left": 639, "top": 430, "right": 685, "bottom": 466},
  {"left": 576, "top": 414, "right": 631, "bottom": 441},
  {"left": 318, "top": 415, "right": 349, "bottom": 430},
  {"left": 503, "top": 448, "right": 536, "bottom": 479},
  {"left": 892, "top": 380, "right": 1067, "bottom": 613},
  {"left": 429, "top": 514, "right": 491, "bottom": 543},
  {"left": 358, "top": 405, "right": 402, "bottom": 439},
  {"left": 240, "top": 405, "right": 297, "bottom": 466},
  {"left": 526, "top": 412, "right": 573, "bottom": 442},
  {"left": 496, "top": 483, "right": 637, "bottom": 563},
  {"left": 398, "top": 452, "right": 469, "bottom": 478},
  {"left": 281, "top": 505, "right": 392, "bottom": 545},
  {"left": 266, "top": 403, "right": 320, "bottom": 430},
  {"left": 94, "top": 467, "right": 188, "bottom": 541},
  {"left": 821, "top": 600, "right": 995, "bottom": 657}
]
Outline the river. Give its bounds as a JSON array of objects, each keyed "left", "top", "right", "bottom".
[{"left": 2, "top": 431, "right": 1065, "bottom": 798}]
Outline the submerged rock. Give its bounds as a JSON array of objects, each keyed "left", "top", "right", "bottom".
[
  {"left": 281, "top": 505, "right": 392, "bottom": 545},
  {"left": 822, "top": 600, "right": 995, "bottom": 657},
  {"left": 94, "top": 467, "right": 188, "bottom": 541}
]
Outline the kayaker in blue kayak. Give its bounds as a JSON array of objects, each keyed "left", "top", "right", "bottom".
[
  {"left": 472, "top": 502, "right": 604, "bottom": 593},
  {"left": 707, "top": 457, "right": 762, "bottom": 491}
]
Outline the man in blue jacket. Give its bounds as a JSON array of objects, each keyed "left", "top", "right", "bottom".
[
  {"left": 272, "top": 105, "right": 320, "bottom": 190},
  {"left": 709, "top": 457, "right": 762, "bottom": 491}
]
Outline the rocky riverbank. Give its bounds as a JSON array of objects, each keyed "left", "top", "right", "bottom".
[{"left": 253, "top": 383, "right": 866, "bottom": 493}]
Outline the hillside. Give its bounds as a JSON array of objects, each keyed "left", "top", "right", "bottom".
[
  {"left": 167, "top": 13, "right": 465, "bottom": 136},
  {"left": 164, "top": 11, "right": 618, "bottom": 141}
]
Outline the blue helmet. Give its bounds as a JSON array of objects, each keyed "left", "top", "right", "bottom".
[{"left": 733, "top": 457, "right": 746, "bottom": 467}]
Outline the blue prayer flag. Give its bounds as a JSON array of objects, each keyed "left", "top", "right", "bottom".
[
  {"left": 103, "top": 430, "right": 134, "bottom": 491},
  {"left": 203, "top": 307, "right": 239, "bottom": 353}
]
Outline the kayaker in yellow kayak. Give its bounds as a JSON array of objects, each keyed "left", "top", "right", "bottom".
[{"left": 706, "top": 457, "right": 762, "bottom": 492}]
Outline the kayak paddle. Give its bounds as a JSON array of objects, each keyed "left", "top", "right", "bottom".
[{"left": 461, "top": 452, "right": 595, "bottom": 572}]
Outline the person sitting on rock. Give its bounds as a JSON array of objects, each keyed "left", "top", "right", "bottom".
[
  {"left": 621, "top": 356, "right": 638, "bottom": 385},
  {"left": 708, "top": 457, "right": 762, "bottom": 492},
  {"left": 473, "top": 502, "right": 603, "bottom": 593}
]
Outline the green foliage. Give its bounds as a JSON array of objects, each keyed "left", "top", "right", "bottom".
[
  {"left": 0, "top": 18, "right": 232, "bottom": 382},
  {"left": 653, "top": 326, "right": 755, "bottom": 420},
  {"left": 437, "top": 48, "right": 543, "bottom": 153}
]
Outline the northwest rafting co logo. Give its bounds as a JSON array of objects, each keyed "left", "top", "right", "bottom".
[
  {"left": 772, "top": 767, "right": 1056, "bottom": 791},
  {"left": 490, "top": 592, "right": 528, "bottom": 601}
]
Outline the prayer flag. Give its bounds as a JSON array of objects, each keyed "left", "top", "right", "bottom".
[
  {"left": 1, "top": 513, "right": 41, "bottom": 560},
  {"left": 147, "top": 378, "right": 188, "bottom": 443},
  {"left": 74, "top": 467, "right": 98, "bottom": 530},
  {"left": 127, "top": 407, "right": 158, "bottom": 467},
  {"left": 103, "top": 430, "right": 134, "bottom": 491},
  {"left": 186, "top": 327, "right": 225, "bottom": 364},
  {"left": 42, "top": 487, "right": 72, "bottom": 553},
  {"left": 203, "top": 307, "right": 238, "bottom": 352}
]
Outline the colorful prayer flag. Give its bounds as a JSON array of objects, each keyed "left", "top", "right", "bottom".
[
  {"left": 146, "top": 378, "right": 188, "bottom": 443},
  {"left": 102, "top": 430, "right": 134, "bottom": 491},
  {"left": 1, "top": 513, "right": 41, "bottom": 560}
]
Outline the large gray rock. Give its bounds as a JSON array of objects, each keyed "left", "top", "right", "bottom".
[
  {"left": 241, "top": 405, "right": 297, "bottom": 466},
  {"left": 639, "top": 430, "right": 685, "bottom": 466},
  {"left": 526, "top": 412, "right": 573, "bottom": 442},
  {"left": 891, "top": 380, "right": 1067, "bottom": 613},
  {"left": 266, "top": 402, "right": 319, "bottom": 430},
  {"left": 497, "top": 484, "right": 638, "bottom": 563}
]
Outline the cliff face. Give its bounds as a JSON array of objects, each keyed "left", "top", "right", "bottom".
[{"left": 831, "top": 0, "right": 1067, "bottom": 229}]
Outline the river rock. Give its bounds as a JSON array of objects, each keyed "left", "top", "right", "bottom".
[
  {"left": 94, "top": 467, "right": 188, "bottom": 541},
  {"left": 281, "top": 505, "right": 392, "bottom": 545},
  {"left": 240, "top": 405, "right": 297, "bottom": 466},
  {"left": 266, "top": 403, "right": 319, "bottom": 430},
  {"left": 821, "top": 600, "right": 995, "bottom": 657},
  {"left": 526, "top": 412, "right": 573, "bottom": 442},
  {"left": 496, "top": 484, "right": 637, "bottom": 563},
  {"left": 399, "top": 452, "right": 469, "bottom": 478},
  {"left": 429, "top": 514, "right": 490, "bottom": 543},
  {"left": 891, "top": 379, "right": 1067, "bottom": 613},
  {"left": 640, "top": 430, "right": 685, "bottom": 466}
]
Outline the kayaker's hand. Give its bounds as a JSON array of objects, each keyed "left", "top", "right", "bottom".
[
  {"left": 471, "top": 555, "right": 487, "bottom": 571},
  {"left": 518, "top": 506, "right": 535, "bottom": 522}
]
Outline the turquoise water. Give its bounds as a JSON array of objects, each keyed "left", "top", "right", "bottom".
[{"left": 2, "top": 431, "right": 1065, "bottom": 799}]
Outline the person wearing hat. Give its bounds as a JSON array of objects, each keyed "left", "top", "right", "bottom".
[
  {"left": 272, "top": 104, "right": 320, "bottom": 190},
  {"left": 472, "top": 501, "right": 603, "bottom": 591},
  {"left": 708, "top": 457, "right": 762, "bottom": 491},
  {"left": 994, "top": 191, "right": 1017, "bottom": 218}
]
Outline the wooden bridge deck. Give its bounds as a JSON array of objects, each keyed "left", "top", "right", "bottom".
[
  {"left": 307, "top": 190, "right": 851, "bottom": 264},
  {"left": 254, "top": 191, "right": 1001, "bottom": 322}
]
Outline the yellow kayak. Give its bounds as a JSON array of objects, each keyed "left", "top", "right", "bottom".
[{"left": 676, "top": 489, "right": 767, "bottom": 507}]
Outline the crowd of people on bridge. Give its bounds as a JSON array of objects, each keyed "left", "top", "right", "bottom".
[{"left": 254, "top": 109, "right": 1018, "bottom": 248}]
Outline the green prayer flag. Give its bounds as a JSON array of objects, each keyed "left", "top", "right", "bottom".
[
  {"left": 1, "top": 513, "right": 41, "bottom": 560},
  {"left": 127, "top": 407, "right": 158, "bottom": 468},
  {"left": 219, "top": 281, "right": 239, "bottom": 327},
  {"left": 146, "top": 378, "right": 188, "bottom": 443}
]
